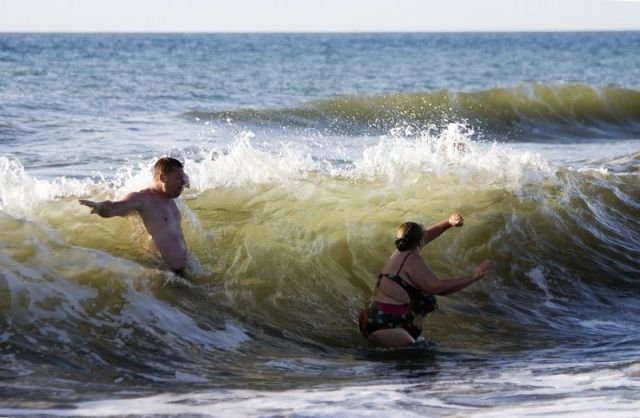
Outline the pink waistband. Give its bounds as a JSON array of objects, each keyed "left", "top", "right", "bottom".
[{"left": 376, "top": 302, "right": 410, "bottom": 315}]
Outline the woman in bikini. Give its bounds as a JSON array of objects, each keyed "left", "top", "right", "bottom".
[{"left": 359, "top": 214, "right": 491, "bottom": 347}]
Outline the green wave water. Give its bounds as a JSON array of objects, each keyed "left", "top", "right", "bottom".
[
  {"left": 2, "top": 136, "right": 638, "bottom": 385},
  {"left": 2, "top": 32, "right": 640, "bottom": 416},
  {"left": 187, "top": 84, "right": 640, "bottom": 139}
]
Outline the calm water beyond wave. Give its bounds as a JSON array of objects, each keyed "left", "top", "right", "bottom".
[{"left": 1, "top": 33, "right": 640, "bottom": 417}]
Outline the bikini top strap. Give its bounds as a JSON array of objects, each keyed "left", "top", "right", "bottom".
[
  {"left": 396, "top": 251, "right": 413, "bottom": 275},
  {"left": 376, "top": 251, "right": 414, "bottom": 288}
]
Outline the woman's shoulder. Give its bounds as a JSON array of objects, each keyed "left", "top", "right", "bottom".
[
  {"left": 401, "top": 250, "right": 427, "bottom": 271},
  {"left": 390, "top": 250, "right": 422, "bottom": 271}
]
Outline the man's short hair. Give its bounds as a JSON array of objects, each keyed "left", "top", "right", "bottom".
[{"left": 153, "top": 157, "right": 183, "bottom": 179}]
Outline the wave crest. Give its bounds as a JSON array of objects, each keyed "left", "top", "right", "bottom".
[{"left": 186, "top": 84, "right": 640, "bottom": 139}]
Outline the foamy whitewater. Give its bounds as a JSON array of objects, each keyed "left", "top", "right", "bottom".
[{"left": 1, "top": 33, "right": 639, "bottom": 417}]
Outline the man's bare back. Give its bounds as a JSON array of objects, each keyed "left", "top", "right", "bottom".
[{"left": 79, "top": 158, "right": 189, "bottom": 273}]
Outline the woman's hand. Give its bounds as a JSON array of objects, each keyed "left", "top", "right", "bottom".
[
  {"left": 472, "top": 260, "right": 492, "bottom": 280},
  {"left": 448, "top": 213, "right": 464, "bottom": 227}
]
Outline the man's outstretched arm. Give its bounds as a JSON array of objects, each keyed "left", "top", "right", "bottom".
[{"left": 79, "top": 192, "right": 144, "bottom": 218}]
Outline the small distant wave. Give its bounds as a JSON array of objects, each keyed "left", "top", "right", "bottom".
[{"left": 186, "top": 84, "right": 640, "bottom": 140}]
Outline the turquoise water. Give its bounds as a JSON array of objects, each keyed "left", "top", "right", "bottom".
[{"left": 1, "top": 33, "right": 639, "bottom": 416}]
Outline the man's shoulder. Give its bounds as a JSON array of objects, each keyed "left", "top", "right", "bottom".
[
  {"left": 120, "top": 189, "right": 153, "bottom": 208},
  {"left": 136, "top": 188, "right": 176, "bottom": 208},
  {"left": 136, "top": 188, "right": 154, "bottom": 196}
]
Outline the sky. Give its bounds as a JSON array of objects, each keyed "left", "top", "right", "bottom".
[{"left": 1, "top": 0, "right": 639, "bottom": 32}]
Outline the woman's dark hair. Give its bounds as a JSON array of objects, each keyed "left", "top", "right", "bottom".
[{"left": 395, "top": 222, "right": 423, "bottom": 251}]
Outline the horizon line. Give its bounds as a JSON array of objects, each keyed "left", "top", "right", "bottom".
[{"left": 1, "top": 28, "right": 639, "bottom": 34}]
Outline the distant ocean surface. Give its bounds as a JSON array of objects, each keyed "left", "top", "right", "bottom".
[{"left": 1, "top": 32, "right": 639, "bottom": 417}]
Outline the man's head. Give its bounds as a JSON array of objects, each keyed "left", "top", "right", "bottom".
[{"left": 153, "top": 157, "right": 189, "bottom": 198}]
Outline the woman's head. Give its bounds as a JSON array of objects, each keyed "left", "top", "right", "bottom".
[{"left": 395, "top": 222, "right": 423, "bottom": 251}]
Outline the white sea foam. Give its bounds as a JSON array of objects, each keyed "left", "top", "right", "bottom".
[
  {"left": 355, "top": 123, "right": 555, "bottom": 189},
  {"left": 527, "top": 266, "right": 551, "bottom": 297},
  {"left": 578, "top": 319, "right": 632, "bottom": 333},
  {"left": 2, "top": 361, "right": 639, "bottom": 417},
  {"left": 184, "top": 131, "right": 318, "bottom": 189},
  {"left": 0, "top": 258, "right": 98, "bottom": 324},
  {"left": 0, "top": 224, "right": 249, "bottom": 352},
  {"left": 117, "top": 289, "right": 250, "bottom": 351},
  {"left": 0, "top": 126, "right": 561, "bottom": 219},
  {"left": 0, "top": 154, "right": 93, "bottom": 217}
]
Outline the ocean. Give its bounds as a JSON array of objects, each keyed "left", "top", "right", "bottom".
[{"left": 0, "top": 32, "right": 639, "bottom": 417}]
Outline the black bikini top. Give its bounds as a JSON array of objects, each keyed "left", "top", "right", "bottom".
[{"left": 377, "top": 251, "right": 423, "bottom": 301}]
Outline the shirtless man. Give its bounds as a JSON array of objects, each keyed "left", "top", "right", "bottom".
[{"left": 79, "top": 157, "right": 189, "bottom": 274}]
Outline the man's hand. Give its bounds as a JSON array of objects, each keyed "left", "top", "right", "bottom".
[
  {"left": 448, "top": 213, "right": 464, "bottom": 227},
  {"left": 79, "top": 199, "right": 103, "bottom": 215}
]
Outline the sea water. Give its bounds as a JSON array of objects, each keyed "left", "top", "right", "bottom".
[{"left": 1, "top": 32, "right": 639, "bottom": 417}]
